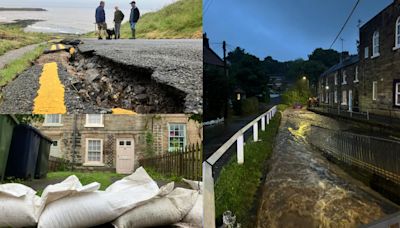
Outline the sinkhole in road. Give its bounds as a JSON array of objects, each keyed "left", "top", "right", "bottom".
[{"left": 67, "top": 52, "right": 186, "bottom": 113}]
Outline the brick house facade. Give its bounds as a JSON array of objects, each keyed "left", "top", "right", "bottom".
[
  {"left": 318, "top": 0, "right": 400, "bottom": 119},
  {"left": 38, "top": 114, "right": 202, "bottom": 172}
]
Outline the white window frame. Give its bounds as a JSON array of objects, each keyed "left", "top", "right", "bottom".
[
  {"left": 334, "top": 90, "right": 338, "bottom": 103},
  {"left": 364, "top": 47, "right": 369, "bottom": 59},
  {"left": 334, "top": 72, "right": 338, "bottom": 85},
  {"left": 372, "top": 31, "right": 380, "bottom": 58},
  {"left": 50, "top": 140, "right": 62, "bottom": 158},
  {"left": 354, "top": 66, "right": 359, "bottom": 83},
  {"left": 325, "top": 92, "right": 329, "bottom": 104},
  {"left": 342, "top": 70, "right": 347, "bottom": 85},
  {"left": 168, "top": 123, "right": 187, "bottom": 152},
  {"left": 394, "top": 17, "right": 400, "bottom": 50},
  {"left": 372, "top": 81, "right": 378, "bottom": 101},
  {"left": 85, "top": 114, "right": 104, "bottom": 127},
  {"left": 395, "top": 82, "right": 400, "bottom": 106},
  {"left": 43, "top": 114, "right": 63, "bottom": 126},
  {"left": 84, "top": 138, "right": 104, "bottom": 166},
  {"left": 341, "top": 90, "right": 347, "bottom": 105}
]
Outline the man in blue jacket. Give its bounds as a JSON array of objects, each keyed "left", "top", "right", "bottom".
[
  {"left": 95, "top": 1, "right": 106, "bottom": 40},
  {"left": 129, "top": 1, "right": 140, "bottom": 39}
]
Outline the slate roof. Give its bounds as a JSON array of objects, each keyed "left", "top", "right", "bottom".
[{"left": 321, "top": 55, "right": 359, "bottom": 77}]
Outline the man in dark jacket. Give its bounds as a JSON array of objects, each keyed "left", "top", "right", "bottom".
[
  {"left": 129, "top": 1, "right": 140, "bottom": 39},
  {"left": 113, "top": 6, "right": 124, "bottom": 39},
  {"left": 95, "top": 1, "right": 106, "bottom": 40}
]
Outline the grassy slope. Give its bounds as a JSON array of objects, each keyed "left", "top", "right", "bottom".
[
  {"left": 214, "top": 110, "right": 282, "bottom": 226},
  {"left": 0, "top": 44, "right": 46, "bottom": 86},
  {"left": 87, "top": 0, "right": 202, "bottom": 39},
  {"left": 0, "top": 24, "right": 49, "bottom": 56}
]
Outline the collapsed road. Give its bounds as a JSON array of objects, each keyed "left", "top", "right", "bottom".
[{"left": 0, "top": 39, "right": 202, "bottom": 114}]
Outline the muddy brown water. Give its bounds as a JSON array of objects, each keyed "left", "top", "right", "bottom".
[{"left": 256, "top": 109, "right": 399, "bottom": 228}]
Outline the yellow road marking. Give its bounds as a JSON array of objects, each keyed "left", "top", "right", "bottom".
[
  {"left": 50, "top": 44, "right": 57, "bottom": 51},
  {"left": 112, "top": 108, "right": 137, "bottom": 115},
  {"left": 33, "top": 62, "right": 67, "bottom": 114},
  {"left": 69, "top": 47, "right": 75, "bottom": 55}
]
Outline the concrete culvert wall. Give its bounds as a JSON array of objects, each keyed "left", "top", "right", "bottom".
[{"left": 69, "top": 53, "right": 186, "bottom": 113}]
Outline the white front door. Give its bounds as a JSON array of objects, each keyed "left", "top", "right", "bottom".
[
  {"left": 116, "top": 138, "right": 135, "bottom": 174},
  {"left": 348, "top": 90, "right": 353, "bottom": 112}
]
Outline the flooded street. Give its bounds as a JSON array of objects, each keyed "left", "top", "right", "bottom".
[{"left": 256, "top": 109, "right": 399, "bottom": 228}]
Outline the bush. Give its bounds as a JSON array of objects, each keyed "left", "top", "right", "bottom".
[
  {"left": 233, "top": 97, "right": 259, "bottom": 116},
  {"left": 281, "top": 81, "right": 312, "bottom": 106}
]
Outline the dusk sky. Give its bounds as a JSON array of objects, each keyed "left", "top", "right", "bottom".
[{"left": 204, "top": 0, "right": 393, "bottom": 61}]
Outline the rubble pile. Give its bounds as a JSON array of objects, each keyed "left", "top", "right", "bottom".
[{"left": 67, "top": 53, "right": 185, "bottom": 113}]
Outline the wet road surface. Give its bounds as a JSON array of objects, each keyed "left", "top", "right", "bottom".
[{"left": 256, "top": 109, "right": 399, "bottom": 228}]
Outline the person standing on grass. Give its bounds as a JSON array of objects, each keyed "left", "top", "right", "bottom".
[
  {"left": 129, "top": 1, "right": 140, "bottom": 39},
  {"left": 114, "top": 6, "right": 124, "bottom": 39},
  {"left": 95, "top": 1, "right": 106, "bottom": 40}
]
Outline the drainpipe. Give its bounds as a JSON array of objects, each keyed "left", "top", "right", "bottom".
[{"left": 71, "top": 114, "right": 77, "bottom": 171}]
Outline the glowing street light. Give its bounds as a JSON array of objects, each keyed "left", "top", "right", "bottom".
[
  {"left": 325, "top": 86, "right": 330, "bottom": 90},
  {"left": 302, "top": 76, "right": 307, "bottom": 80}
]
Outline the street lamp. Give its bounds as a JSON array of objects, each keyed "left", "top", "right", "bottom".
[
  {"left": 325, "top": 86, "right": 329, "bottom": 90},
  {"left": 302, "top": 76, "right": 307, "bottom": 80}
]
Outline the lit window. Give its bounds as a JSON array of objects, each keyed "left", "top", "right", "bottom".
[
  {"left": 342, "top": 90, "right": 347, "bottom": 105},
  {"left": 372, "top": 31, "right": 380, "bottom": 57},
  {"left": 395, "top": 17, "right": 400, "bottom": 48},
  {"left": 44, "top": 114, "right": 62, "bottom": 126},
  {"left": 372, "top": 81, "right": 378, "bottom": 101},
  {"left": 395, "top": 82, "right": 400, "bottom": 106},
  {"left": 85, "top": 114, "right": 104, "bottom": 127},
  {"left": 354, "top": 66, "right": 359, "bottom": 82},
  {"left": 86, "top": 139, "right": 103, "bottom": 163},
  {"left": 364, "top": 47, "right": 369, "bottom": 59},
  {"left": 168, "top": 123, "right": 186, "bottom": 152}
]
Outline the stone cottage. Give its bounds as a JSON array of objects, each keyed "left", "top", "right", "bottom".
[
  {"left": 318, "top": 0, "right": 400, "bottom": 119},
  {"left": 38, "top": 114, "right": 202, "bottom": 174}
]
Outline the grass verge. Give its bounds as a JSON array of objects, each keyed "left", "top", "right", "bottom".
[
  {"left": 86, "top": 0, "right": 202, "bottom": 39},
  {"left": 214, "top": 111, "right": 282, "bottom": 226},
  {"left": 0, "top": 24, "right": 49, "bottom": 56},
  {"left": 0, "top": 44, "right": 46, "bottom": 86}
]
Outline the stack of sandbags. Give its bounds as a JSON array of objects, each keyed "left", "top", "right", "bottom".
[
  {"left": 112, "top": 178, "right": 204, "bottom": 228},
  {"left": 0, "top": 183, "right": 41, "bottom": 227},
  {"left": 37, "top": 167, "right": 161, "bottom": 228},
  {"left": 180, "top": 179, "right": 203, "bottom": 227}
]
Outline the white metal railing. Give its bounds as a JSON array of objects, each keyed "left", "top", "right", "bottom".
[{"left": 203, "top": 105, "right": 278, "bottom": 228}]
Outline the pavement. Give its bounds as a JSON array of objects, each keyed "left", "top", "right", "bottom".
[
  {"left": 78, "top": 39, "right": 203, "bottom": 114},
  {"left": 0, "top": 43, "right": 40, "bottom": 69}
]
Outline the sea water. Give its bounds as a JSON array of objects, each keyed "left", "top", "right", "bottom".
[{"left": 0, "top": 0, "right": 176, "bottom": 34}]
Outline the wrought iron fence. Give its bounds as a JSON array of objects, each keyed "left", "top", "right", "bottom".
[
  {"left": 139, "top": 143, "right": 202, "bottom": 181},
  {"left": 309, "top": 125, "right": 400, "bottom": 185}
]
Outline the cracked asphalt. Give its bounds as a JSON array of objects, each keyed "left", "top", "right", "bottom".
[{"left": 78, "top": 38, "right": 203, "bottom": 114}]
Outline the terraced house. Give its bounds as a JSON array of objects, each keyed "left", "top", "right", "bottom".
[
  {"left": 318, "top": 0, "right": 400, "bottom": 122},
  {"left": 38, "top": 114, "right": 202, "bottom": 174}
]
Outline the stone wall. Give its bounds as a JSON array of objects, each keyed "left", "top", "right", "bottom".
[{"left": 38, "top": 114, "right": 202, "bottom": 170}]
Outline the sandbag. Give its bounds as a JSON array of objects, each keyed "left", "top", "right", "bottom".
[
  {"left": 182, "top": 179, "right": 203, "bottom": 193},
  {"left": 0, "top": 183, "right": 41, "bottom": 227},
  {"left": 113, "top": 187, "right": 199, "bottom": 228},
  {"left": 181, "top": 192, "right": 203, "bottom": 227},
  {"left": 38, "top": 167, "right": 160, "bottom": 228}
]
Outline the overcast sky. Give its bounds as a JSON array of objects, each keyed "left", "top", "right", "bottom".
[
  {"left": 204, "top": 0, "right": 393, "bottom": 61},
  {"left": 0, "top": 0, "right": 176, "bottom": 11}
]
